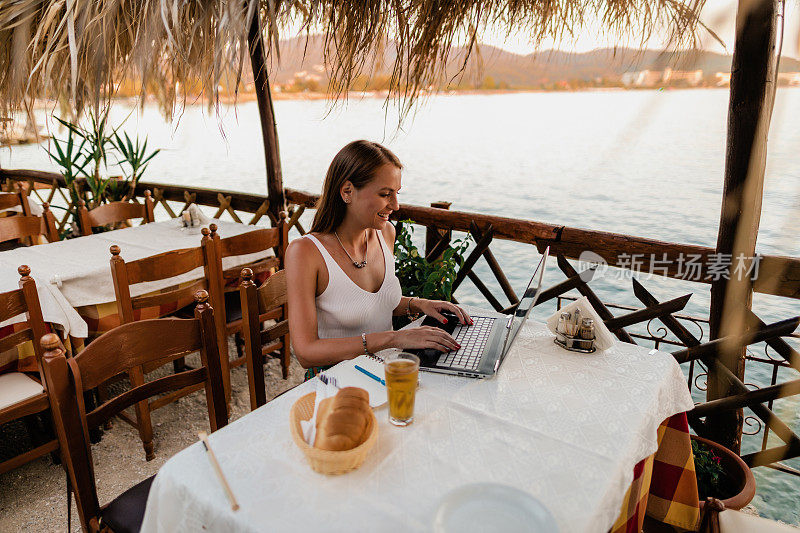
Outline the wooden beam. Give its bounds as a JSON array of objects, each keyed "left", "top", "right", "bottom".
[
  {"left": 672, "top": 317, "right": 800, "bottom": 364},
  {"left": 692, "top": 378, "right": 800, "bottom": 417},
  {"left": 425, "top": 201, "right": 451, "bottom": 260},
  {"left": 247, "top": 6, "right": 285, "bottom": 225},
  {"left": 707, "top": 0, "right": 779, "bottom": 452},
  {"left": 451, "top": 225, "right": 494, "bottom": 294},
  {"left": 470, "top": 221, "right": 518, "bottom": 305},
  {"left": 632, "top": 278, "right": 702, "bottom": 348},
  {"left": 603, "top": 294, "right": 692, "bottom": 331}
]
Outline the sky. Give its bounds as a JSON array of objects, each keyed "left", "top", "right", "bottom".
[{"left": 480, "top": 0, "right": 800, "bottom": 58}]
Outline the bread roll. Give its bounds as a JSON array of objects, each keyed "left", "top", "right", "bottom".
[{"left": 314, "top": 387, "right": 371, "bottom": 451}]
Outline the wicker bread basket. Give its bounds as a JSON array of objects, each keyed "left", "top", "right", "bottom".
[{"left": 290, "top": 392, "right": 378, "bottom": 475}]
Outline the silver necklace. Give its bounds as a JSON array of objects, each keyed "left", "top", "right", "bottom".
[{"left": 334, "top": 230, "right": 368, "bottom": 268}]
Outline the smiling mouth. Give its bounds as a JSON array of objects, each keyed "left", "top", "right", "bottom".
[{"left": 377, "top": 211, "right": 391, "bottom": 220}]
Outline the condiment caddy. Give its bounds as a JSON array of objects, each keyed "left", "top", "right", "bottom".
[{"left": 554, "top": 309, "right": 596, "bottom": 353}]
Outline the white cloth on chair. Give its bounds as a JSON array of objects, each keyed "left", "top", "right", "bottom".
[{"left": 0, "top": 373, "right": 44, "bottom": 411}]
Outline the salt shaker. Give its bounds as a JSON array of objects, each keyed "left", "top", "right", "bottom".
[{"left": 557, "top": 312, "right": 570, "bottom": 335}]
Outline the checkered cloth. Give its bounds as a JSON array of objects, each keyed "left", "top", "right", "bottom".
[
  {"left": 610, "top": 413, "right": 700, "bottom": 532},
  {"left": 0, "top": 322, "right": 42, "bottom": 373}
]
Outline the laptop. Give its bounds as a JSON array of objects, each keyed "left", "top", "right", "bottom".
[{"left": 409, "top": 247, "right": 549, "bottom": 378}]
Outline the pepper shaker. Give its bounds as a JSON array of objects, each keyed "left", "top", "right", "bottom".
[{"left": 580, "top": 318, "right": 595, "bottom": 340}]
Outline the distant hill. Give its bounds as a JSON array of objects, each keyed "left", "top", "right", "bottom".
[{"left": 257, "top": 36, "right": 800, "bottom": 91}]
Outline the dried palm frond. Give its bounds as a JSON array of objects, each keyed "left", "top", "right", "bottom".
[{"left": 0, "top": 0, "right": 710, "bottom": 122}]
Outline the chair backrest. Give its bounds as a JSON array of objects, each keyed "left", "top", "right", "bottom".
[
  {"left": 240, "top": 268, "right": 288, "bottom": 409},
  {"left": 78, "top": 190, "right": 154, "bottom": 236},
  {"left": 210, "top": 212, "right": 287, "bottom": 285},
  {"left": 0, "top": 187, "right": 32, "bottom": 215},
  {"left": 39, "top": 291, "right": 227, "bottom": 533},
  {"left": 0, "top": 265, "right": 48, "bottom": 375},
  {"left": 0, "top": 203, "right": 58, "bottom": 245},
  {"left": 109, "top": 228, "right": 214, "bottom": 324},
  {"left": 205, "top": 213, "right": 288, "bottom": 328}
]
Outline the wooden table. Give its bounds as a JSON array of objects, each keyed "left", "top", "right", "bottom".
[{"left": 0, "top": 218, "right": 267, "bottom": 373}]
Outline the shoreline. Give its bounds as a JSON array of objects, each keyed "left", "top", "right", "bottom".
[{"left": 15, "top": 84, "right": 790, "bottom": 115}]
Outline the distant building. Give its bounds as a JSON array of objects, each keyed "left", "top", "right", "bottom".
[
  {"left": 777, "top": 72, "right": 800, "bottom": 86},
  {"left": 621, "top": 70, "right": 663, "bottom": 87},
  {"left": 715, "top": 72, "right": 800, "bottom": 87},
  {"left": 622, "top": 68, "right": 703, "bottom": 87},
  {"left": 662, "top": 68, "right": 703, "bottom": 85}
]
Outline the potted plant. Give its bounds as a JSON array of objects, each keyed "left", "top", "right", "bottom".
[
  {"left": 393, "top": 221, "right": 471, "bottom": 327},
  {"left": 691, "top": 435, "right": 756, "bottom": 511}
]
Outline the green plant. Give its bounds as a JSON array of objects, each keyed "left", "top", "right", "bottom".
[
  {"left": 692, "top": 439, "right": 733, "bottom": 500},
  {"left": 46, "top": 121, "right": 91, "bottom": 225},
  {"left": 46, "top": 110, "right": 160, "bottom": 235},
  {"left": 394, "top": 221, "right": 471, "bottom": 301},
  {"left": 111, "top": 131, "right": 160, "bottom": 201}
]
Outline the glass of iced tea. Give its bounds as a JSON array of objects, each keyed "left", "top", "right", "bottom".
[{"left": 384, "top": 352, "right": 420, "bottom": 426}]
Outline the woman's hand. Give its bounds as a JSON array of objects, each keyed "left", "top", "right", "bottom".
[
  {"left": 391, "top": 327, "right": 460, "bottom": 352},
  {"left": 413, "top": 298, "right": 473, "bottom": 326}
]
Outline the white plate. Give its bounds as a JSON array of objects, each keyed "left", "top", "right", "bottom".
[{"left": 434, "top": 483, "right": 558, "bottom": 533}]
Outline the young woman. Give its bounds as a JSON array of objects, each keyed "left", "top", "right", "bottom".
[{"left": 286, "top": 140, "right": 472, "bottom": 379}]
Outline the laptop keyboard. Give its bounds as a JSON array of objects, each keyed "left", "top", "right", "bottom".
[{"left": 437, "top": 316, "right": 495, "bottom": 370}]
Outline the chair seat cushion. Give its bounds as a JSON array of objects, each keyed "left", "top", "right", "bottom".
[
  {"left": 100, "top": 475, "right": 155, "bottom": 533},
  {"left": 0, "top": 372, "right": 44, "bottom": 411},
  {"left": 719, "top": 510, "right": 800, "bottom": 533}
]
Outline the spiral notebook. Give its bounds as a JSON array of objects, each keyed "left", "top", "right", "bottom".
[{"left": 324, "top": 352, "right": 390, "bottom": 408}]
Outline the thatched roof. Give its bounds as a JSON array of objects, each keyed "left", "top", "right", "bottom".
[{"left": 0, "top": 0, "right": 711, "bottom": 120}]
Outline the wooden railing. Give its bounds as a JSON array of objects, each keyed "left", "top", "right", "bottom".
[
  {"left": 2, "top": 168, "right": 800, "bottom": 476},
  {"left": 5, "top": 168, "right": 798, "bottom": 300}
]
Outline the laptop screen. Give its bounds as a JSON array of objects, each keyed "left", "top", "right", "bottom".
[{"left": 500, "top": 248, "right": 549, "bottom": 357}]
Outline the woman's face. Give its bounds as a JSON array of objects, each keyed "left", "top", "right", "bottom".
[{"left": 343, "top": 163, "right": 401, "bottom": 230}]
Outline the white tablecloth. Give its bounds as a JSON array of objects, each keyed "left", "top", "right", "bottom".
[
  {"left": 0, "top": 219, "right": 265, "bottom": 338},
  {"left": 141, "top": 317, "right": 693, "bottom": 533}
]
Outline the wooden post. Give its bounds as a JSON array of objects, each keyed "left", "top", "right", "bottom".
[
  {"left": 247, "top": 7, "right": 285, "bottom": 226},
  {"left": 425, "top": 201, "right": 452, "bottom": 260},
  {"left": 708, "top": 0, "right": 778, "bottom": 452}
]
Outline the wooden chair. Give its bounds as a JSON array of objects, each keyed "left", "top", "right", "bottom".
[
  {"left": 0, "top": 265, "right": 59, "bottom": 474},
  {"left": 0, "top": 184, "right": 32, "bottom": 216},
  {"left": 0, "top": 203, "right": 58, "bottom": 248},
  {"left": 239, "top": 268, "right": 289, "bottom": 410},
  {"left": 204, "top": 214, "right": 288, "bottom": 398},
  {"left": 108, "top": 232, "right": 217, "bottom": 459},
  {"left": 39, "top": 291, "right": 227, "bottom": 533},
  {"left": 78, "top": 190, "right": 155, "bottom": 236}
]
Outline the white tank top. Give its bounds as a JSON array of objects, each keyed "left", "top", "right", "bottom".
[{"left": 305, "top": 231, "right": 402, "bottom": 340}]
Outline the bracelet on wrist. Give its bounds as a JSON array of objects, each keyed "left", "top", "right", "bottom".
[
  {"left": 361, "top": 332, "right": 371, "bottom": 356},
  {"left": 406, "top": 297, "right": 421, "bottom": 321}
]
